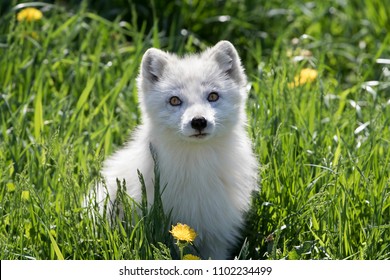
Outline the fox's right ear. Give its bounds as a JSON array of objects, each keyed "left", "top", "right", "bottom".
[{"left": 141, "top": 48, "right": 169, "bottom": 83}]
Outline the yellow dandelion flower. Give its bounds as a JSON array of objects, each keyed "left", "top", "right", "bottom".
[
  {"left": 288, "top": 68, "right": 318, "bottom": 88},
  {"left": 183, "top": 254, "right": 201, "bottom": 260},
  {"left": 21, "top": 190, "right": 30, "bottom": 201},
  {"left": 170, "top": 223, "right": 197, "bottom": 243},
  {"left": 17, "top": 7, "right": 43, "bottom": 22}
]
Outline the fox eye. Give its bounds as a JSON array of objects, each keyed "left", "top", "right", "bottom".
[
  {"left": 207, "top": 92, "right": 219, "bottom": 102},
  {"left": 169, "top": 96, "right": 182, "bottom": 106}
]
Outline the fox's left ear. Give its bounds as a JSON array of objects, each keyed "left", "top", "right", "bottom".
[{"left": 209, "top": 41, "right": 246, "bottom": 86}]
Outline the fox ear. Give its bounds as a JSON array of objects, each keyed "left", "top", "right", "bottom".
[
  {"left": 141, "top": 48, "right": 169, "bottom": 83},
  {"left": 209, "top": 41, "right": 246, "bottom": 86}
]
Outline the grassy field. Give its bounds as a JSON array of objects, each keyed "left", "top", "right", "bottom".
[{"left": 0, "top": 0, "right": 389, "bottom": 260}]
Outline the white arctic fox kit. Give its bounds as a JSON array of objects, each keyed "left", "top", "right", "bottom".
[{"left": 98, "top": 41, "right": 258, "bottom": 259}]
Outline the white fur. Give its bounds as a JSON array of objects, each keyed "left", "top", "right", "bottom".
[{"left": 97, "top": 41, "right": 258, "bottom": 259}]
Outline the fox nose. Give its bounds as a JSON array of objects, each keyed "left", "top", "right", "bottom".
[{"left": 191, "top": 117, "right": 207, "bottom": 131}]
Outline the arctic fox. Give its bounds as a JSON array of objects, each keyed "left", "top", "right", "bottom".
[{"left": 98, "top": 41, "right": 258, "bottom": 260}]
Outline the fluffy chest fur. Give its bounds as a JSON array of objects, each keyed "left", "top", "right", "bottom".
[{"left": 150, "top": 128, "right": 257, "bottom": 259}]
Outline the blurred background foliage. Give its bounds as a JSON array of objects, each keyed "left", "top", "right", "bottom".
[{"left": 2, "top": 0, "right": 389, "bottom": 88}]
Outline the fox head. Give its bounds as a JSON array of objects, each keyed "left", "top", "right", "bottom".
[{"left": 137, "top": 41, "right": 248, "bottom": 143}]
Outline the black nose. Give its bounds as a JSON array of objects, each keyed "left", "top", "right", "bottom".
[{"left": 191, "top": 117, "right": 207, "bottom": 131}]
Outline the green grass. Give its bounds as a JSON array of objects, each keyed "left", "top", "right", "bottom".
[{"left": 1, "top": 0, "right": 389, "bottom": 260}]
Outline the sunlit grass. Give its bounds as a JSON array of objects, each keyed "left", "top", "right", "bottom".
[{"left": 0, "top": 0, "right": 389, "bottom": 260}]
